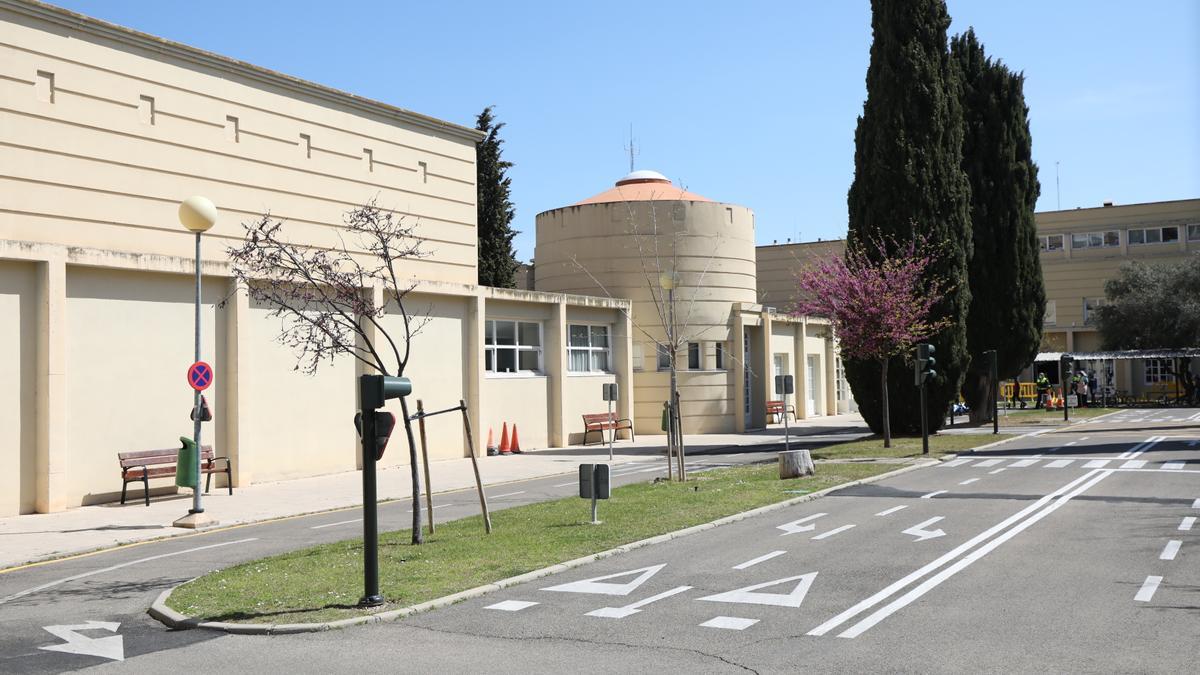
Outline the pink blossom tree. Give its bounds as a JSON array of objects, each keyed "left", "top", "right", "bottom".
[{"left": 794, "top": 235, "right": 949, "bottom": 447}]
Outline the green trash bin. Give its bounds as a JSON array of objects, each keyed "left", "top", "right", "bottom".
[{"left": 175, "top": 436, "right": 198, "bottom": 489}]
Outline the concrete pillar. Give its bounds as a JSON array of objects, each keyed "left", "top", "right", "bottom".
[
  {"left": 732, "top": 309, "right": 746, "bottom": 432},
  {"left": 758, "top": 309, "right": 773, "bottom": 422},
  {"left": 1066, "top": 330, "right": 1075, "bottom": 352},
  {"left": 616, "top": 307, "right": 634, "bottom": 428},
  {"left": 36, "top": 258, "right": 67, "bottom": 513},
  {"left": 825, "top": 332, "right": 837, "bottom": 416},
  {"left": 546, "top": 300, "right": 567, "bottom": 447},
  {"left": 796, "top": 317, "right": 809, "bottom": 419},
  {"left": 222, "top": 278, "right": 250, "bottom": 486},
  {"left": 465, "top": 294, "right": 485, "bottom": 456}
]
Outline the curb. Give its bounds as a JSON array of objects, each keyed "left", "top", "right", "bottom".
[{"left": 150, "top": 457, "right": 937, "bottom": 634}]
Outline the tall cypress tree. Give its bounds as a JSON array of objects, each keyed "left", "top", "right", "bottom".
[
  {"left": 475, "top": 106, "right": 518, "bottom": 288},
  {"left": 952, "top": 29, "right": 1044, "bottom": 420},
  {"left": 845, "top": 0, "right": 973, "bottom": 435}
]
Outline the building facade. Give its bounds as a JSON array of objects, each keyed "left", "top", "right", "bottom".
[{"left": 0, "top": 0, "right": 633, "bottom": 516}]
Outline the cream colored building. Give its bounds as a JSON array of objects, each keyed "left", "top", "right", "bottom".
[
  {"left": 0, "top": 0, "right": 633, "bottom": 516},
  {"left": 1036, "top": 198, "right": 1200, "bottom": 392},
  {"left": 534, "top": 171, "right": 845, "bottom": 435}
]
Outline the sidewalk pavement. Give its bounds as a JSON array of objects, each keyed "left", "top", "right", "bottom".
[{"left": 0, "top": 414, "right": 869, "bottom": 571}]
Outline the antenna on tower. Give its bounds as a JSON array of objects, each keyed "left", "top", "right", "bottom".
[{"left": 624, "top": 124, "right": 638, "bottom": 173}]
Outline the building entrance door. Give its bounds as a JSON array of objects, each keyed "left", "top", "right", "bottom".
[{"left": 806, "top": 355, "right": 819, "bottom": 416}]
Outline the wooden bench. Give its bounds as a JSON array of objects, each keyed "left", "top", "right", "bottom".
[
  {"left": 582, "top": 413, "right": 634, "bottom": 446},
  {"left": 765, "top": 400, "right": 796, "bottom": 423},
  {"left": 118, "top": 445, "right": 232, "bottom": 506}
]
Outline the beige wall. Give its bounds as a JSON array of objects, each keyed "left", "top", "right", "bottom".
[
  {"left": 483, "top": 376, "right": 549, "bottom": 450},
  {"left": 756, "top": 240, "right": 846, "bottom": 311},
  {"left": 0, "top": 261, "right": 37, "bottom": 514}
]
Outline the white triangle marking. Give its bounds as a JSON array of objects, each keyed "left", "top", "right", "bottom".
[
  {"left": 698, "top": 572, "right": 818, "bottom": 608},
  {"left": 542, "top": 564, "right": 666, "bottom": 596}
]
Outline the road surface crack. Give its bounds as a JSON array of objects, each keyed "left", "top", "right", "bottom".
[{"left": 405, "top": 622, "right": 760, "bottom": 674}]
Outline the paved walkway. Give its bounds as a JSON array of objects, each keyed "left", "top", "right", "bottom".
[{"left": 0, "top": 414, "right": 868, "bottom": 570}]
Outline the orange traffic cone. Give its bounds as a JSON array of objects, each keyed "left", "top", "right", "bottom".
[
  {"left": 486, "top": 427, "right": 497, "bottom": 456},
  {"left": 499, "top": 422, "right": 512, "bottom": 455},
  {"left": 510, "top": 424, "right": 522, "bottom": 454}
]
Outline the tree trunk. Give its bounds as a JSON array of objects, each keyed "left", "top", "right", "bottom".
[
  {"left": 880, "top": 357, "right": 891, "bottom": 448},
  {"left": 779, "top": 449, "right": 815, "bottom": 479},
  {"left": 399, "top": 396, "right": 423, "bottom": 544},
  {"left": 966, "top": 370, "right": 992, "bottom": 424}
]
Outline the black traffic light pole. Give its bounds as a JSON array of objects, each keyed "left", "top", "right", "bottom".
[
  {"left": 1060, "top": 355, "right": 1071, "bottom": 423},
  {"left": 916, "top": 344, "right": 935, "bottom": 456},
  {"left": 356, "top": 373, "right": 412, "bottom": 608},
  {"left": 920, "top": 379, "right": 929, "bottom": 455}
]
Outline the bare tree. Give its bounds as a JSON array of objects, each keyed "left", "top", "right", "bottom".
[{"left": 227, "top": 201, "right": 431, "bottom": 544}]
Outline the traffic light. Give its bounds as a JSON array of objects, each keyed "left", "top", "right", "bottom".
[
  {"left": 359, "top": 374, "right": 412, "bottom": 410},
  {"left": 915, "top": 343, "right": 937, "bottom": 386}
]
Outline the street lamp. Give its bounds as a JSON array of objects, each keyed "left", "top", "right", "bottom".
[
  {"left": 658, "top": 270, "right": 682, "bottom": 480},
  {"left": 174, "top": 196, "right": 218, "bottom": 529}
]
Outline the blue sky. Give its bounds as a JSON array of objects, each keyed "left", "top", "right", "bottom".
[{"left": 49, "top": 1, "right": 1200, "bottom": 261}]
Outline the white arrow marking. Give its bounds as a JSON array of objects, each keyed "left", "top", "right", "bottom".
[
  {"left": 902, "top": 517, "right": 946, "bottom": 542},
  {"left": 698, "top": 572, "right": 817, "bottom": 608},
  {"left": 40, "top": 621, "right": 124, "bottom": 662},
  {"left": 776, "top": 513, "right": 826, "bottom": 535},
  {"left": 586, "top": 585, "right": 692, "bottom": 618},
  {"left": 542, "top": 564, "right": 665, "bottom": 596}
]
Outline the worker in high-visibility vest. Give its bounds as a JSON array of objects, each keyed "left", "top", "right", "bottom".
[{"left": 1035, "top": 372, "right": 1051, "bottom": 409}]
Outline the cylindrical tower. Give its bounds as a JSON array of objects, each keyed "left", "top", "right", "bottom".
[{"left": 535, "top": 170, "right": 756, "bottom": 434}]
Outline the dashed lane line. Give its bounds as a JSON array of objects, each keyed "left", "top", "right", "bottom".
[
  {"left": 311, "top": 518, "right": 362, "bottom": 530},
  {"left": 733, "top": 551, "right": 787, "bottom": 570},
  {"left": 1135, "top": 576, "right": 1163, "bottom": 602},
  {"left": 875, "top": 505, "right": 908, "bottom": 517},
  {"left": 811, "top": 525, "right": 856, "bottom": 541},
  {"left": 920, "top": 490, "right": 948, "bottom": 499},
  {"left": 1179, "top": 517, "right": 1195, "bottom": 532},
  {"left": 1160, "top": 540, "right": 1182, "bottom": 561}
]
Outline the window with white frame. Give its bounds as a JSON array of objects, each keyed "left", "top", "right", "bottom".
[
  {"left": 1043, "top": 300, "right": 1057, "bottom": 325},
  {"left": 567, "top": 324, "right": 611, "bottom": 373},
  {"left": 484, "top": 319, "right": 542, "bottom": 374},
  {"left": 1039, "top": 234, "right": 1064, "bottom": 252},
  {"left": 1144, "top": 358, "right": 1170, "bottom": 384},
  {"left": 1128, "top": 225, "right": 1180, "bottom": 245},
  {"left": 632, "top": 344, "right": 644, "bottom": 371},
  {"left": 687, "top": 343, "right": 700, "bottom": 370},
  {"left": 1083, "top": 297, "right": 1105, "bottom": 325},
  {"left": 1071, "top": 230, "right": 1120, "bottom": 249},
  {"left": 1187, "top": 223, "right": 1200, "bottom": 242},
  {"left": 714, "top": 342, "right": 725, "bottom": 370},
  {"left": 657, "top": 344, "right": 671, "bottom": 371}
]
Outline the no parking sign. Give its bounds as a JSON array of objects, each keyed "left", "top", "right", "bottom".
[{"left": 187, "top": 361, "right": 213, "bottom": 391}]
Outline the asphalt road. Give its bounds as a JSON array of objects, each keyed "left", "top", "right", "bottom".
[{"left": 3, "top": 409, "right": 1197, "bottom": 673}]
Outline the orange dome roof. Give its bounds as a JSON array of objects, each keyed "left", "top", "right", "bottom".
[{"left": 574, "top": 170, "right": 713, "bottom": 205}]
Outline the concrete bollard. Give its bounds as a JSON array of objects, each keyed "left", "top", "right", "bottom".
[{"left": 779, "top": 449, "right": 815, "bottom": 479}]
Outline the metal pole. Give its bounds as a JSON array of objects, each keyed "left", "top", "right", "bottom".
[
  {"left": 590, "top": 491, "right": 599, "bottom": 525},
  {"left": 668, "top": 287, "right": 679, "bottom": 481},
  {"left": 607, "top": 396, "right": 614, "bottom": 462},
  {"left": 920, "top": 380, "right": 929, "bottom": 455},
  {"left": 191, "top": 231, "right": 203, "bottom": 514},
  {"left": 991, "top": 353, "right": 999, "bottom": 435},
  {"left": 783, "top": 389, "right": 790, "bottom": 453},
  {"left": 359, "top": 400, "right": 382, "bottom": 606}
]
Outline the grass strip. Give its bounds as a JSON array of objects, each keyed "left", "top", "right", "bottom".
[
  {"left": 810, "top": 433, "right": 1012, "bottom": 460},
  {"left": 167, "top": 461, "right": 898, "bottom": 625}
]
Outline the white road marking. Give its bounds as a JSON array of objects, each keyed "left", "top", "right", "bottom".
[
  {"left": 490, "top": 491, "right": 526, "bottom": 499},
  {"left": 777, "top": 513, "right": 827, "bottom": 535},
  {"left": 941, "top": 458, "right": 972, "bottom": 467},
  {"left": 807, "top": 470, "right": 1104, "bottom": 638},
  {"left": 1160, "top": 540, "right": 1182, "bottom": 561},
  {"left": 1135, "top": 576, "right": 1163, "bottom": 602},
  {"left": 311, "top": 518, "right": 362, "bottom": 529},
  {"left": 700, "top": 616, "right": 759, "bottom": 630},
  {"left": 1045, "top": 459, "right": 1074, "bottom": 468},
  {"left": 1120, "top": 460, "right": 1147, "bottom": 469},
  {"left": 1179, "top": 517, "right": 1195, "bottom": 532},
  {"left": 1162, "top": 462, "right": 1185, "bottom": 471},
  {"left": 988, "top": 468, "right": 1006, "bottom": 475},
  {"left": 1008, "top": 459, "right": 1039, "bottom": 468},
  {"left": 1064, "top": 441, "right": 1076, "bottom": 446},
  {"left": 836, "top": 469, "right": 1113, "bottom": 638},
  {"left": 1193, "top": 498, "right": 1200, "bottom": 509},
  {"left": 553, "top": 481, "right": 576, "bottom": 488},
  {"left": 1083, "top": 460, "right": 1110, "bottom": 468},
  {"left": 586, "top": 585, "right": 691, "bottom": 618},
  {"left": 1118, "top": 436, "right": 1163, "bottom": 460},
  {"left": 812, "top": 525, "right": 856, "bottom": 540},
  {"left": 958, "top": 478, "right": 980, "bottom": 485},
  {"left": 405, "top": 504, "right": 447, "bottom": 513},
  {"left": 733, "top": 551, "right": 786, "bottom": 570},
  {"left": 486, "top": 600, "right": 538, "bottom": 612},
  {"left": 875, "top": 505, "right": 908, "bottom": 517},
  {"left": 0, "top": 538, "right": 258, "bottom": 606},
  {"left": 699, "top": 573, "right": 818, "bottom": 608},
  {"left": 920, "top": 490, "right": 948, "bottom": 499},
  {"left": 543, "top": 564, "right": 665, "bottom": 596},
  {"left": 974, "top": 459, "right": 1003, "bottom": 467},
  {"left": 902, "top": 517, "right": 946, "bottom": 542},
  {"left": 40, "top": 621, "right": 123, "bottom": 662}
]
